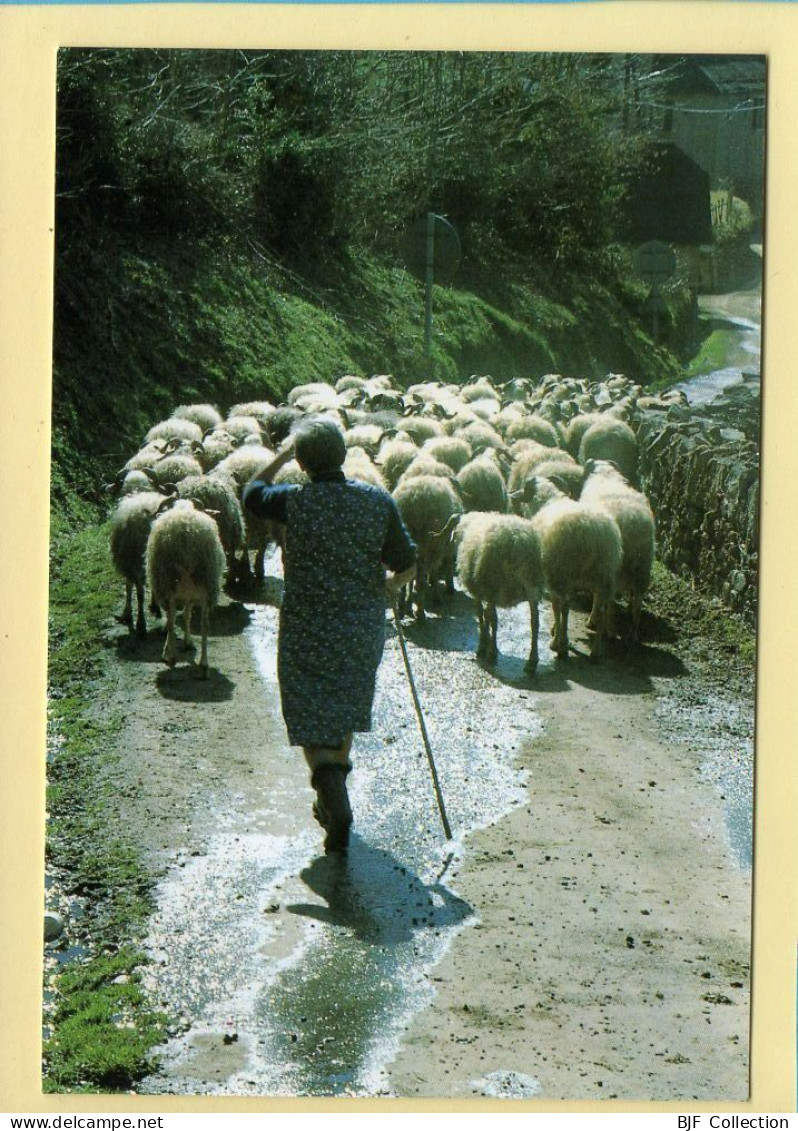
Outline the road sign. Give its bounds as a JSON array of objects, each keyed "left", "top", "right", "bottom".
[
  {"left": 633, "top": 240, "right": 677, "bottom": 286},
  {"left": 403, "top": 213, "right": 462, "bottom": 284}
]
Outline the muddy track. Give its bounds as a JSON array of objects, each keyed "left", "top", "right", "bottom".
[{"left": 89, "top": 561, "right": 753, "bottom": 1102}]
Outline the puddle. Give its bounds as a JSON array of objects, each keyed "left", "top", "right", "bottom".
[{"left": 141, "top": 597, "right": 548, "bottom": 1096}]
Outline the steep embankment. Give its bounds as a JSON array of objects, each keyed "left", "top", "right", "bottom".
[{"left": 51, "top": 231, "right": 689, "bottom": 514}]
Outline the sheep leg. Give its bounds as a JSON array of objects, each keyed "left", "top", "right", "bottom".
[
  {"left": 183, "top": 602, "right": 193, "bottom": 650},
  {"left": 628, "top": 594, "right": 642, "bottom": 643},
  {"left": 525, "top": 600, "right": 539, "bottom": 674},
  {"left": 552, "top": 598, "right": 569, "bottom": 658},
  {"left": 134, "top": 582, "right": 147, "bottom": 636},
  {"left": 116, "top": 582, "right": 135, "bottom": 630},
  {"left": 414, "top": 566, "right": 427, "bottom": 623},
  {"left": 162, "top": 598, "right": 179, "bottom": 667},
  {"left": 589, "top": 599, "right": 606, "bottom": 661},
  {"left": 486, "top": 603, "right": 498, "bottom": 664},
  {"left": 197, "top": 603, "right": 210, "bottom": 679},
  {"left": 475, "top": 601, "right": 488, "bottom": 658},
  {"left": 587, "top": 592, "right": 600, "bottom": 631}
]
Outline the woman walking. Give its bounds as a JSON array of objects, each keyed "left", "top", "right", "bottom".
[{"left": 243, "top": 417, "right": 417, "bottom": 852}]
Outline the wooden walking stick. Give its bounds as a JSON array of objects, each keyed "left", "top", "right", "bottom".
[{"left": 391, "top": 600, "right": 453, "bottom": 841}]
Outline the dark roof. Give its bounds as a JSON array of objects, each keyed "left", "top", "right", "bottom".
[{"left": 663, "top": 55, "right": 766, "bottom": 101}]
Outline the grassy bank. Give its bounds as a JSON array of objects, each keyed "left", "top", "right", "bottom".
[
  {"left": 52, "top": 231, "right": 688, "bottom": 511},
  {"left": 44, "top": 515, "right": 169, "bottom": 1091}
]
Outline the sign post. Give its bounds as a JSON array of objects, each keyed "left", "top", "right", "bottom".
[
  {"left": 403, "top": 213, "right": 462, "bottom": 362},
  {"left": 632, "top": 240, "right": 677, "bottom": 342}
]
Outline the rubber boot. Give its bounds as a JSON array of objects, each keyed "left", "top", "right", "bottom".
[{"left": 311, "top": 764, "right": 353, "bottom": 852}]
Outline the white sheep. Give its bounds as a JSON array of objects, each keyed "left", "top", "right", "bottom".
[
  {"left": 397, "top": 454, "right": 457, "bottom": 486},
  {"left": 455, "top": 453, "right": 509, "bottom": 514},
  {"left": 211, "top": 444, "right": 278, "bottom": 580},
  {"left": 392, "top": 474, "right": 463, "bottom": 620},
  {"left": 172, "top": 403, "right": 224, "bottom": 434},
  {"left": 176, "top": 473, "right": 246, "bottom": 581},
  {"left": 578, "top": 416, "right": 639, "bottom": 484},
  {"left": 109, "top": 490, "right": 166, "bottom": 635},
  {"left": 144, "top": 417, "right": 204, "bottom": 448},
  {"left": 420, "top": 435, "right": 473, "bottom": 473},
  {"left": 343, "top": 446, "right": 388, "bottom": 490},
  {"left": 146, "top": 498, "right": 226, "bottom": 678},
  {"left": 376, "top": 438, "right": 420, "bottom": 491},
  {"left": 146, "top": 450, "right": 205, "bottom": 490},
  {"left": 228, "top": 401, "right": 277, "bottom": 432},
  {"left": 223, "top": 414, "right": 264, "bottom": 446},
  {"left": 503, "top": 413, "right": 560, "bottom": 448},
  {"left": 521, "top": 476, "right": 622, "bottom": 661},
  {"left": 579, "top": 459, "right": 655, "bottom": 641},
  {"left": 455, "top": 512, "right": 543, "bottom": 672}
]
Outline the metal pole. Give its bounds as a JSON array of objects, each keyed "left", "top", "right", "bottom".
[
  {"left": 392, "top": 601, "right": 453, "bottom": 840},
  {"left": 424, "top": 211, "right": 435, "bottom": 361}
]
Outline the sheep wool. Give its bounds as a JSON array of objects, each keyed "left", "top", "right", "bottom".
[
  {"left": 456, "top": 512, "right": 543, "bottom": 672},
  {"left": 146, "top": 500, "right": 226, "bottom": 677}
]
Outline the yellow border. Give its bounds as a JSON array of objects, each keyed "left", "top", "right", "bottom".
[{"left": 1, "top": 4, "right": 795, "bottom": 1114}]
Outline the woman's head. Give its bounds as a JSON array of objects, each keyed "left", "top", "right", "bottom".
[{"left": 293, "top": 417, "right": 347, "bottom": 477}]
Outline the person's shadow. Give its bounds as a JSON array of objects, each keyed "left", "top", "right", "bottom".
[{"left": 285, "top": 839, "right": 473, "bottom": 946}]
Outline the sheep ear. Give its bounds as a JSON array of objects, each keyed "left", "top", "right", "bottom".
[{"left": 548, "top": 473, "right": 573, "bottom": 495}]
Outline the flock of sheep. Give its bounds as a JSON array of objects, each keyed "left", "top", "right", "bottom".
[{"left": 108, "top": 370, "right": 676, "bottom": 678}]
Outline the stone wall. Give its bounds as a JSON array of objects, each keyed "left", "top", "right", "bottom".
[{"left": 636, "top": 390, "right": 760, "bottom": 623}]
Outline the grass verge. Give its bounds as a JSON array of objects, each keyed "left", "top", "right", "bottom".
[{"left": 44, "top": 511, "right": 170, "bottom": 1093}]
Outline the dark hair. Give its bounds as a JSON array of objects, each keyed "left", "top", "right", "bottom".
[{"left": 293, "top": 417, "right": 346, "bottom": 476}]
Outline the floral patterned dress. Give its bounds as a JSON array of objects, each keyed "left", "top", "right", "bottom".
[{"left": 243, "top": 471, "right": 416, "bottom": 747}]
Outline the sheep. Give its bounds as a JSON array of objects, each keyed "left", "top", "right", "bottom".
[
  {"left": 223, "top": 414, "right": 264, "bottom": 446},
  {"left": 199, "top": 428, "right": 237, "bottom": 470},
  {"left": 335, "top": 374, "right": 367, "bottom": 393},
  {"left": 528, "top": 457, "right": 585, "bottom": 500},
  {"left": 121, "top": 439, "right": 173, "bottom": 474},
  {"left": 287, "top": 381, "right": 338, "bottom": 407},
  {"left": 211, "top": 444, "right": 278, "bottom": 580},
  {"left": 343, "top": 423, "right": 387, "bottom": 457},
  {"left": 376, "top": 438, "right": 420, "bottom": 491},
  {"left": 228, "top": 401, "right": 277, "bottom": 432},
  {"left": 397, "top": 454, "right": 457, "bottom": 486},
  {"left": 109, "top": 490, "right": 166, "bottom": 635},
  {"left": 343, "top": 446, "right": 388, "bottom": 490},
  {"left": 146, "top": 498, "right": 226, "bottom": 678},
  {"left": 564, "top": 412, "right": 612, "bottom": 457},
  {"left": 455, "top": 453, "right": 509, "bottom": 514},
  {"left": 420, "top": 435, "right": 473, "bottom": 473},
  {"left": 114, "top": 469, "right": 157, "bottom": 497},
  {"left": 521, "top": 475, "right": 622, "bottom": 661},
  {"left": 455, "top": 512, "right": 543, "bottom": 672},
  {"left": 579, "top": 459, "right": 655, "bottom": 642},
  {"left": 264, "top": 405, "right": 304, "bottom": 446},
  {"left": 146, "top": 450, "right": 205, "bottom": 490},
  {"left": 144, "top": 417, "right": 205, "bottom": 448},
  {"left": 453, "top": 419, "right": 505, "bottom": 456},
  {"left": 507, "top": 444, "right": 574, "bottom": 505},
  {"left": 211, "top": 443, "right": 276, "bottom": 489},
  {"left": 392, "top": 475, "right": 463, "bottom": 621},
  {"left": 400, "top": 415, "right": 445, "bottom": 445},
  {"left": 503, "top": 414, "right": 560, "bottom": 448},
  {"left": 578, "top": 416, "right": 639, "bottom": 484},
  {"left": 176, "top": 473, "right": 246, "bottom": 582},
  {"left": 172, "top": 403, "right": 224, "bottom": 433}
]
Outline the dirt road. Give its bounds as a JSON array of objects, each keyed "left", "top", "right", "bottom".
[{"left": 91, "top": 559, "right": 753, "bottom": 1102}]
